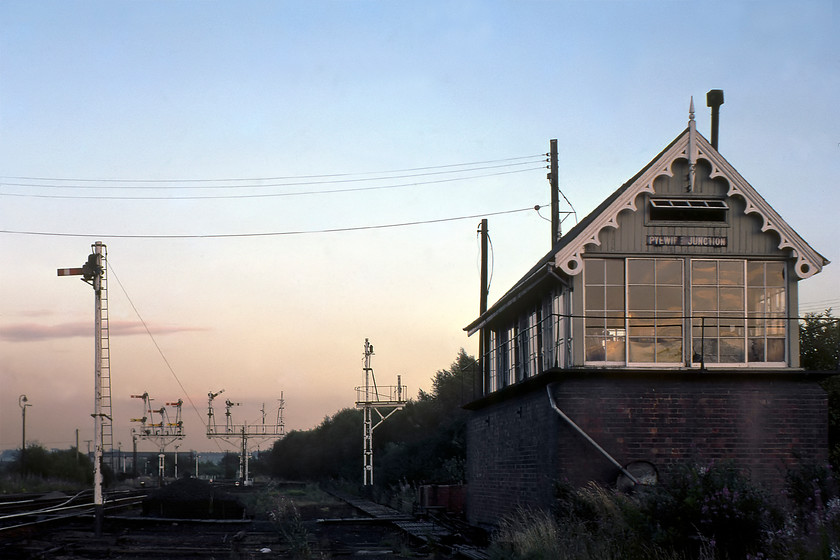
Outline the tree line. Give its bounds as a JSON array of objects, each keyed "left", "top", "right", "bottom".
[{"left": 262, "top": 349, "right": 477, "bottom": 488}]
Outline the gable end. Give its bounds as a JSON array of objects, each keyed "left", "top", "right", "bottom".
[{"left": 553, "top": 129, "right": 828, "bottom": 279}]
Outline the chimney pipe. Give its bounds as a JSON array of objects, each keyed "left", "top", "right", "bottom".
[{"left": 706, "top": 89, "right": 724, "bottom": 150}]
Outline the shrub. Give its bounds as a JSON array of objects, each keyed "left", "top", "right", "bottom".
[
  {"left": 268, "top": 494, "right": 312, "bottom": 559},
  {"left": 639, "top": 461, "right": 782, "bottom": 558},
  {"left": 490, "top": 463, "right": 790, "bottom": 560},
  {"left": 780, "top": 463, "right": 840, "bottom": 558}
]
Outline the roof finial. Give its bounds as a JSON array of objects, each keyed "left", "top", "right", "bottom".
[{"left": 688, "top": 96, "right": 697, "bottom": 192}]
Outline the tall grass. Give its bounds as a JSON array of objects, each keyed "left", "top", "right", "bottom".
[{"left": 489, "top": 462, "right": 840, "bottom": 560}]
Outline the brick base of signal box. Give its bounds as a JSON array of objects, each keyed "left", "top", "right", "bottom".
[{"left": 464, "top": 371, "right": 828, "bottom": 529}]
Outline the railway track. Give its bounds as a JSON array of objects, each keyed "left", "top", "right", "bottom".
[
  {"left": 0, "top": 489, "right": 146, "bottom": 534},
  {"left": 0, "top": 483, "right": 487, "bottom": 559}
]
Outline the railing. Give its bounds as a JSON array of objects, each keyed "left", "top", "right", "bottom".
[
  {"left": 484, "top": 312, "right": 571, "bottom": 391},
  {"left": 355, "top": 384, "right": 407, "bottom": 405},
  {"left": 480, "top": 312, "right": 837, "bottom": 393}
]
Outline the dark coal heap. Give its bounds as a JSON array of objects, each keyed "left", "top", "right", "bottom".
[{"left": 142, "top": 478, "right": 245, "bottom": 519}]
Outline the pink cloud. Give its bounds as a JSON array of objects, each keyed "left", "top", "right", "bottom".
[{"left": 0, "top": 321, "right": 208, "bottom": 342}]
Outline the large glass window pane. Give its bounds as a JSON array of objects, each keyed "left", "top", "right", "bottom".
[
  {"left": 658, "top": 286, "right": 682, "bottom": 311},
  {"left": 748, "top": 262, "right": 765, "bottom": 287},
  {"left": 658, "top": 313, "right": 682, "bottom": 337},
  {"left": 606, "top": 286, "right": 625, "bottom": 310},
  {"left": 744, "top": 261, "right": 787, "bottom": 363},
  {"left": 586, "top": 325, "right": 606, "bottom": 338},
  {"left": 748, "top": 338, "right": 765, "bottom": 362},
  {"left": 585, "top": 259, "right": 604, "bottom": 284},
  {"left": 629, "top": 338, "right": 654, "bottom": 362},
  {"left": 691, "top": 259, "right": 786, "bottom": 364},
  {"left": 626, "top": 258, "right": 683, "bottom": 364},
  {"left": 657, "top": 259, "right": 683, "bottom": 285},
  {"left": 692, "top": 261, "right": 717, "bottom": 284},
  {"left": 585, "top": 287, "right": 604, "bottom": 311},
  {"left": 693, "top": 319, "right": 719, "bottom": 340},
  {"left": 766, "top": 338, "right": 785, "bottom": 362},
  {"left": 766, "top": 287, "right": 785, "bottom": 313},
  {"left": 720, "top": 338, "right": 745, "bottom": 362},
  {"left": 657, "top": 339, "right": 682, "bottom": 362},
  {"left": 719, "top": 313, "right": 745, "bottom": 337},
  {"left": 584, "top": 259, "right": 626, "bottom": 363},
  {"left": 628, "top": 259, "right": 654, "bottom": 284},
  {"left": 766, "top": 318, "right": 785, "bottom": 336},
  {"left": 629, "top": 318, "right": 655, "bottom": 337},
  {"left": 606, "top": 315, "right": 626, "bottom": 336},
  {"left": 628, "top": 285, "right": 655, "bottom": 311},
  {"left": 606, "top": 339, "right": 626, "bottom": 362},
  {"left": 693, "top": 338, "right": 718, "bottom": 363},
  {"left": 748, "top": 287, "right": 765, "bottom": 313},
  {"left": 693, "top": 287, "right": 718, "bottom": 311},
  {"left": 766, "top": 262, "right": 785, "bottom": 286},
  {"left": 605, "top": 259, "right": 624, "bottom": 284},
  {"left": 586, "top": 338, "right": 606, "bottom": 361},
  {"left": 719, "top": 261, "right": 744, "bottom": 285},
  {"left": 587, "top": 257, "right": 689, "bottom": 365},
  {"left": 488, "top": 331, "right": 498, "bottom": 392},
  {"left": 720, "top": 287, "right": 745, "bottom": 311}
]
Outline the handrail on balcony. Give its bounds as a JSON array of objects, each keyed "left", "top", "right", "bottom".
[{"left": 355, "top": 384, "right": 406, "bottom": 405}]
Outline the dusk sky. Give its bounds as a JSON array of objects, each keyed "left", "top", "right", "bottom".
[{"left": 1, "top": 1, "right": 838, "bottom": 455}]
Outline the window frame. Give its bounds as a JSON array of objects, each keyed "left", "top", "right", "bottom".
[
  {"left": 581, "top": 257, "right": 789, "bottom": 368},
  {"left": 583, "top": 258, "right": 627, "bottom": 365},
  {"left": 625, "top": 257, "right": 685, "bottom": 366},
  {"left": 689, "top": 259, "right": 787, "bottom": 367},
  {"left": 648, "top": 197, "right": 729, "bottom": 224}
]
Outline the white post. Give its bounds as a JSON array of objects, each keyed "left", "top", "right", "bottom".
[
  {"left": 92, "top": 242, "right": 104, "bottom": 536},
  {"left": 363, "top": 339, "right": 374, "bottom": 486}
]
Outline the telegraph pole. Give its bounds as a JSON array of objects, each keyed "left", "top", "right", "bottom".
[
  {"left": 478, "top": 219, "right": 489, "bottom": 396},
  {"left": 549, "top": 139, "right": 560, "bottom": 245}
]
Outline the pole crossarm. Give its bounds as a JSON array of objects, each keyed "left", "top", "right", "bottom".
[{"left": 207, "top": 424, "right": 286, "bottom": 437}]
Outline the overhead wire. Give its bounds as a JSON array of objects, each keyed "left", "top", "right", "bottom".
[
  {"left": 1, "top": 158, "right": 547, "bottom": 190},
  {"left": 0, "top": 153, "right": 548, "bottom": 184},
  {"left": 800, "top": 299, "right": 840, "bottom": 313},
  {"left": 106, "top": 260, "right": 224, "bottom": 452},
  {"left": 0, "top": 166, "right": 546, "bottom": 200},
  {"left": 0, "top": 205, "right": 541, "bottom": 239}
]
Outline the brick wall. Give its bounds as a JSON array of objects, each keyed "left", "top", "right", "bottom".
[{"left": 465, "top": 372, "right": 828, "bottom": 529}]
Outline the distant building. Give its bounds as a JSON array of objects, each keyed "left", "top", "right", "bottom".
[
  {"left": 463, "top": 99, "right": 831, "bottom": 529},
  {"left": 0, "top": 449, "right": 20, "bottom": 464}
]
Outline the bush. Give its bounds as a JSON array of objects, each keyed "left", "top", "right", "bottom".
[
  {"left": 641, "top": 461, "right": 783, "bottom": 557},
  {"left": 779, "top": 463, "right": 840, "bottom": 558},
  {"left": 490, "top": 463, "right": 793, "bottom": 560}
]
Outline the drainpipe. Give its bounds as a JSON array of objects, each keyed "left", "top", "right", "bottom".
[{"left": 546, "top": 384, "right": 639, "bottom": 485}]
